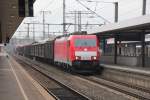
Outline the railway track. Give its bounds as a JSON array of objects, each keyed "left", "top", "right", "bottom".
[
  {"left": 95, "top": 75, "right": 150, "bottom": 93},
  {"left": 15, "top": 57, "right": 90, "bottom": 100},
  {"left": 15, "top": 55, "right": 150, "bottom": 100},
  {"left": 79, "top": 75, "right": 150, "bottom": 100}
]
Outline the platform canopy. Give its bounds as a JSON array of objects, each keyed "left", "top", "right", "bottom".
[
  {"left": 88, "top": 14, "right": 150, "bottom": 67},
  {"left": 88, "top": 15, "right": 150, "bottom": 41},
  {"left": 0, "top": 0, "right": 35, "bottom": 43}
]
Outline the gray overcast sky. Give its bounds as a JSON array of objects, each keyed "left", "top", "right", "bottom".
[
  {"left": 34, "top": 0, "right": 150, "bottom": 21},
  {"left": 14, "top": 0, "right": 150, "bottom": 39}
]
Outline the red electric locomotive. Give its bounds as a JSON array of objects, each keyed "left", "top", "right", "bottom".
[{"left": 54, "top": 34, "right": 100, "bottom": 72}]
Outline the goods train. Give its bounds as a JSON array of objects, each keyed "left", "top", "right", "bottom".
[{"left": 16, "top": 33, "right": 100, "bottom": 72}]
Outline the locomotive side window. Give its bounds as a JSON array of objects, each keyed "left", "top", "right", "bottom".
[{"left": 75, "top": 39, "right": 96, "bottom": 47}]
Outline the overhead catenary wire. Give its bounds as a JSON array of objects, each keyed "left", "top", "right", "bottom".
[
  {"left": 119, "top": 7, "right": 141, "bottom": 16},
  {"left": 34, "top": 0, "right": 55, "bottom": 16},
  {"left": 42, "top": 0, "right": 55, "bottom": 10},
  {"left": 75, "top": 0, "right": 111, "bottom": 23},
  {"left": 79, "top": 0, "right": 115, "bottom": 4}
]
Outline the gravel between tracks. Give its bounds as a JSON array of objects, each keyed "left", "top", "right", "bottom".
[{"left": 16, "top": 55, "right": 138, "bottom": 100}]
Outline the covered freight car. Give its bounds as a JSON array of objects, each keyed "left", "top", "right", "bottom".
[{"left": 29, "top": 40, "right": 54, "bottom": 63}]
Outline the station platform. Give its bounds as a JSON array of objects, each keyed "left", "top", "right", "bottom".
[
  {"left": 101, "top": 63, "right": 150, "bottom": 75},
  {"left": 0, "top": 52, "right": 55, "bottom": 100},
  {"left": 101, "top": 55, "right": 150, "bottom": 67}
]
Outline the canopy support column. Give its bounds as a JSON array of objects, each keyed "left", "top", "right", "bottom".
[
  {"left": 141, "top": 32, "right": 145, "bottom": 67},
  {"left": 142, "top": 0, "right": 146, "bottom": 15},
  {"left": 103, "top": 38, "right": 106, "bottom": 55},
  {"left": 114, "top": 35, "right": 118, "bottom": 64}
]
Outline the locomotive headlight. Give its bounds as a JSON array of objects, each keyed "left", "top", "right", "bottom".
[
  {"left": 92, "top": 56, "right": 97, "bottom": 60},
  {"left": 76, "top": 56, "right": 78, "bottom": 59},
  {"left": 76, "top": 56, "right": 81, "bottom": 60},
  {"left": 93, "top": 56, "right": 97, "bottom": 60},
  {"left": 76, "top": 56, "right": 79, "bottom": 60}
]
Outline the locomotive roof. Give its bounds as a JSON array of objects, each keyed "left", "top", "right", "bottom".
[
  {"left": 55, "top": 34, "right": 97, "bottom": 42},
  {"left": 56, "top": 31, "right": 87, "bottom": 39}
]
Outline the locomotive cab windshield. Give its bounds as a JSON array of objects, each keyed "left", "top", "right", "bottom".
[{"left": 75, "top": 39, "right": 96, "bottom": 47}]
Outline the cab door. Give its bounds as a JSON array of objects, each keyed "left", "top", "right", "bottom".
[{"left": 67, "top": 40, "right": 70, "bottom": 63}]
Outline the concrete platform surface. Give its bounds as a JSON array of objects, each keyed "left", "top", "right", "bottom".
[
  {"left": 0, "top": 53, "right": 55, "bottom": 100},
  {"left": 101, "top": 63, "right": 150, "bottom": 76}
]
